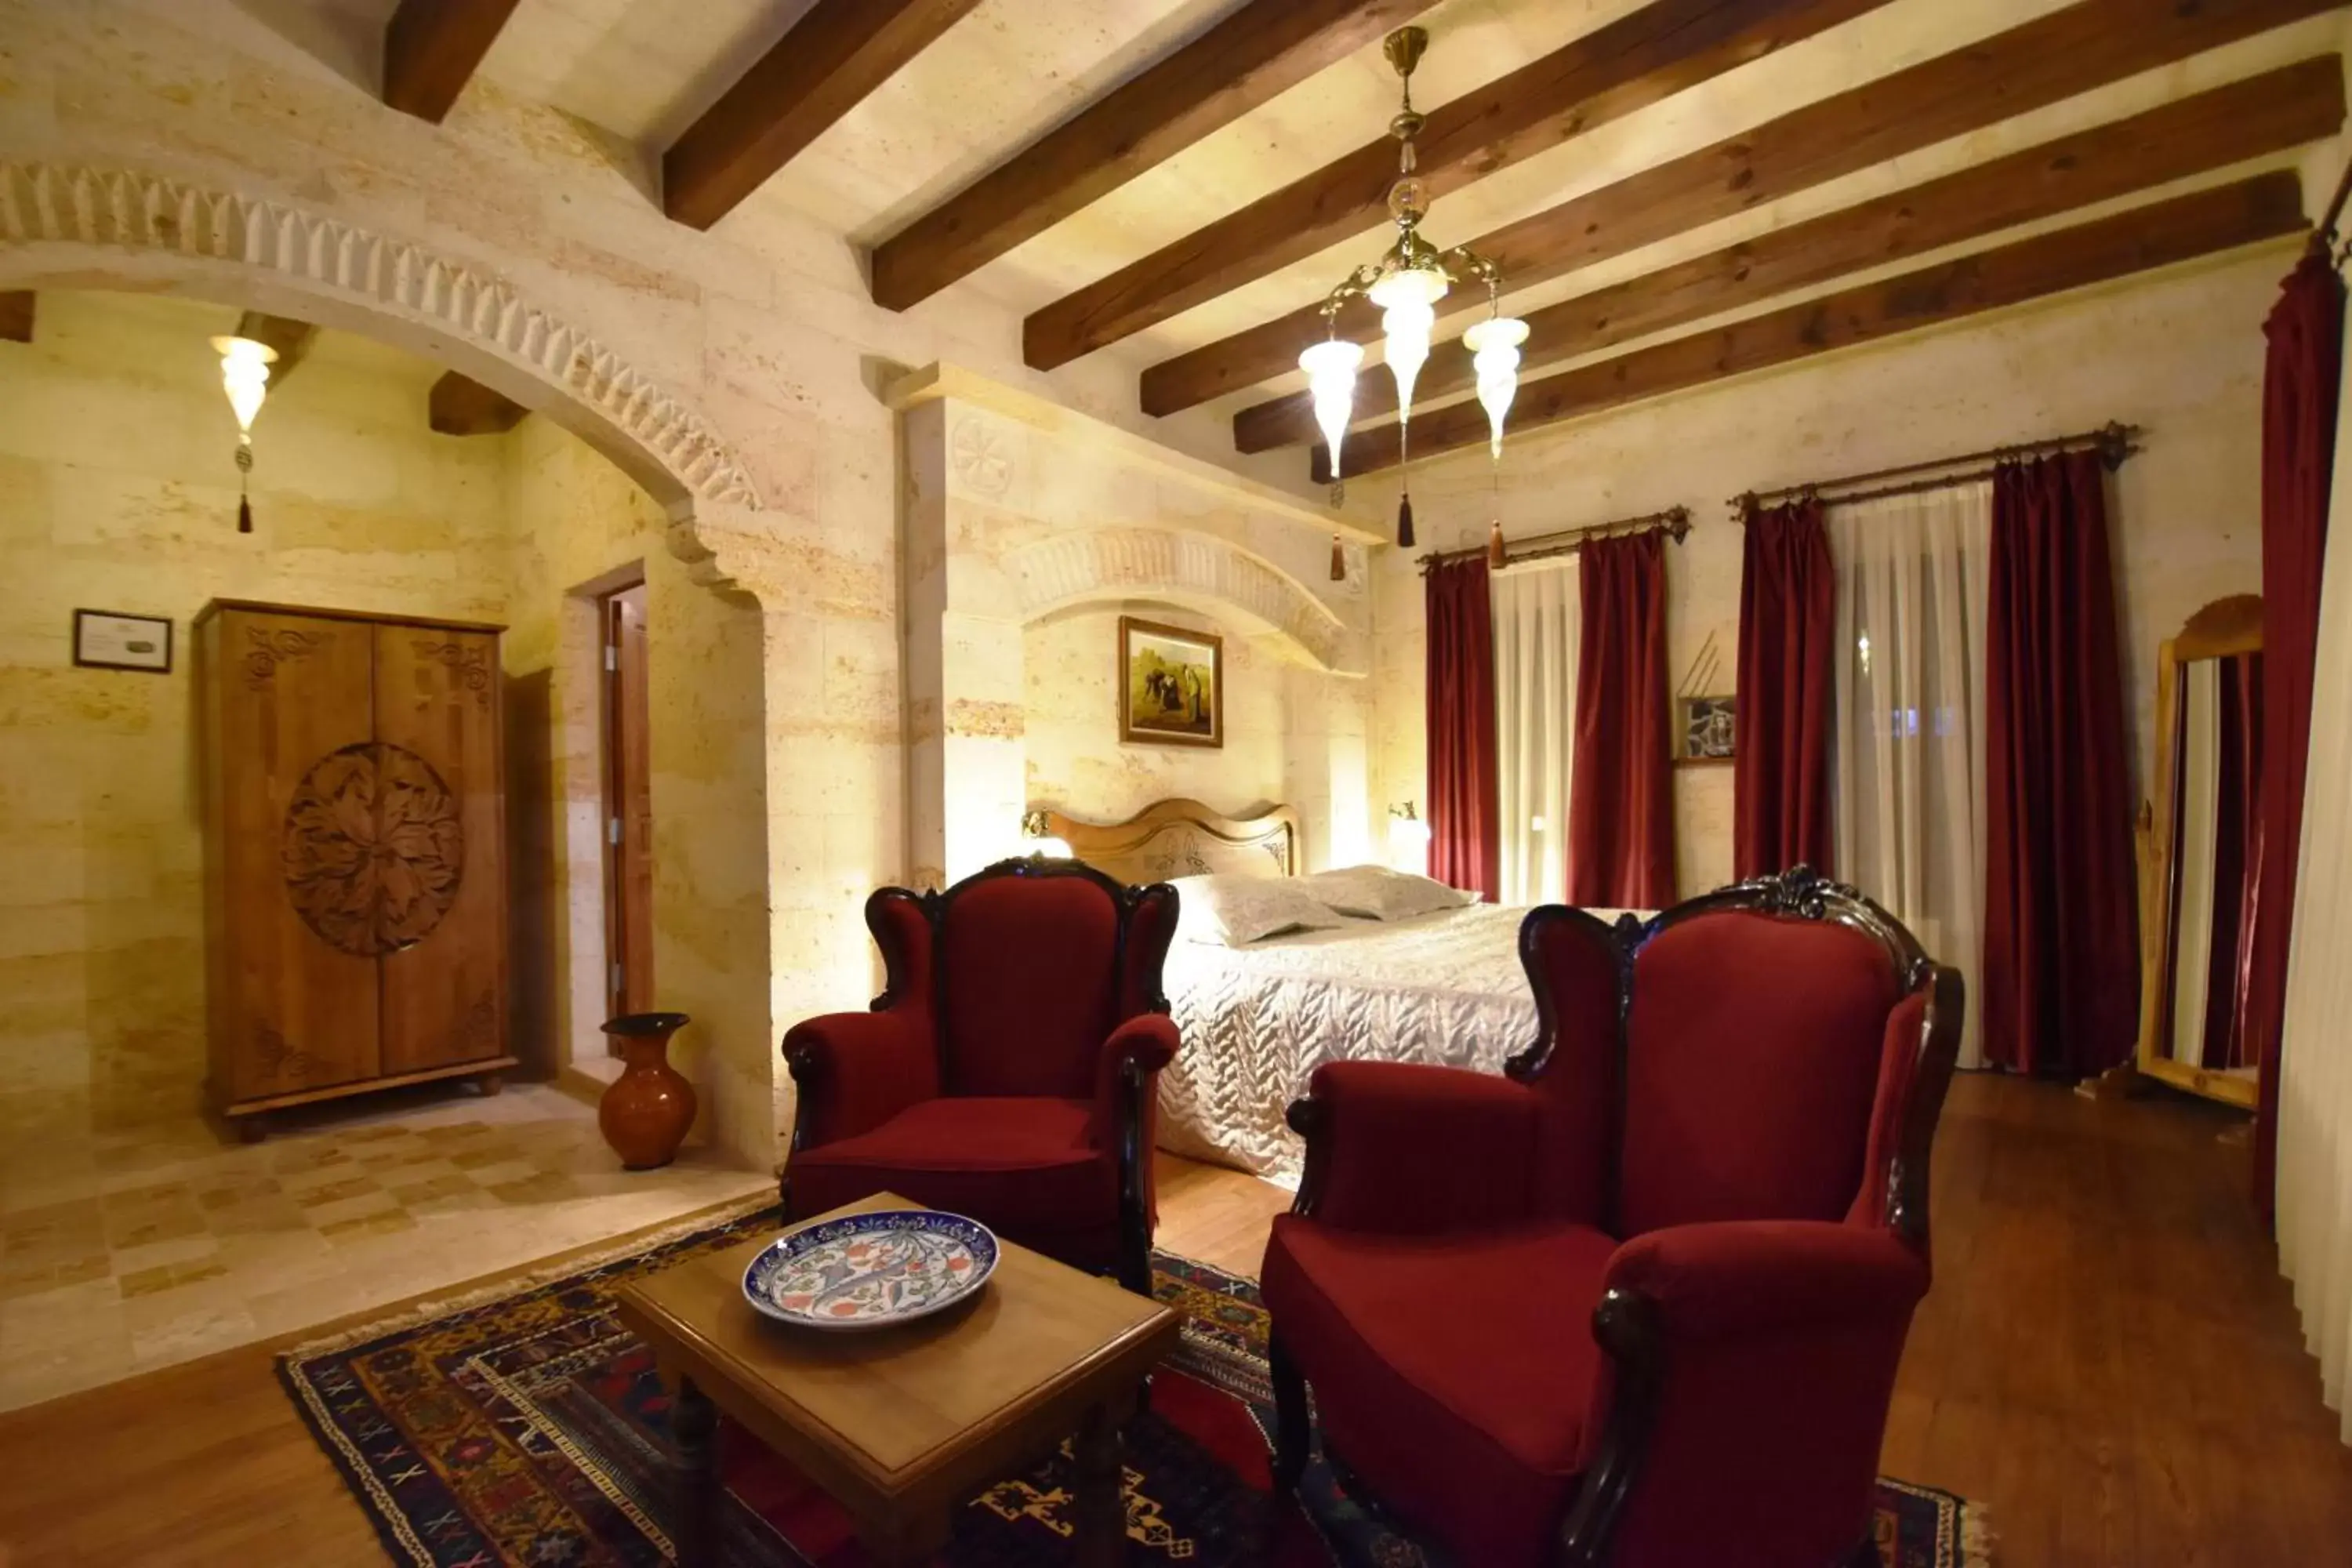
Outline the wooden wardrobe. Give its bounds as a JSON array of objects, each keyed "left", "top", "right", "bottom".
[{"left": 196, "top": 601, "right": 514, "bottom": 1134}]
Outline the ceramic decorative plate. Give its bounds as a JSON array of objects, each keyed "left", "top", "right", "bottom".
[{"left": 741, "top": 1210, "right": 998, "bottom": 1330}]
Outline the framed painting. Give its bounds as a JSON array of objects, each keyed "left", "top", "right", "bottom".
[
  {"left": 1118, "top": 615, "right": 1222, "bottom": 750},
  {"left": 1675, "top": 693, "right": 1735, "bottom": 765},
  {"left": 72, "top": 608, "right": 173, "bottom": 673}
]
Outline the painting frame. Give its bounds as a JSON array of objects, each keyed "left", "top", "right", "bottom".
[
  {"left": 72, "top": 608, "right": 173, "bottom": 673},
  {"left": 1675, "top": 692, "right": 1736, "bottom": 766},
  {"left": 1118, "top": 615, "right": 1223, "bottom": 750}
]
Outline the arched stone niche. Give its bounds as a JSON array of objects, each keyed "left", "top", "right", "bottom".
[
  {"left": 887, "top": 364, "right": 1379, "bottom": 884},
  {"left": 0, "top": 162, "right": 790, "bottom": 1170}
]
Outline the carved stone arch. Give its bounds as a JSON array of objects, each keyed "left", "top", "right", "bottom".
[
  {"left": 0, "top": 162, "right": 770, "bottom": 589},
  {"left": 1003, "top": 527, "right": 1359, "bottom": 674}
]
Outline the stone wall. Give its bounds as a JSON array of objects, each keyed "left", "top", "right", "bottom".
[
  {"left": 0, "top": 0, "right": 1367, "bottom": 1167},
  {"left": 1361, "top": 243, "right": 2293, "bottom": 899}
]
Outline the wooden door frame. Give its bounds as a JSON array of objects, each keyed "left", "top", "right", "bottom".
[{"left": 597, "top": 572, "right": 653, "bottom": 1042}]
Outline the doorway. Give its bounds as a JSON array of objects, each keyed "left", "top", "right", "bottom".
[{"left": 600, "top": 578, "right": 653, "bottom": 1043}]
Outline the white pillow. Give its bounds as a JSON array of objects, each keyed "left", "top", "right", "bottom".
[
  {"left": 1170, "top": 874, "right": 1358, "bottom": 946},
  {"left": 1298, "top": 864, "right": 1478, "bottom": 921}
]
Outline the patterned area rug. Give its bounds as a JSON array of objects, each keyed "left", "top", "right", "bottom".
[{"left": 281, "top": 1204, "right": 1991, "bottom": 1566}]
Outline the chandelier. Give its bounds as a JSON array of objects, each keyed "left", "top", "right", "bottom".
[
  {"left": 211, "top": 332, "right": 278, "bottom": 534},
  {"left": 1301, "top": 27, "right": 1526, "bottom": 551}
]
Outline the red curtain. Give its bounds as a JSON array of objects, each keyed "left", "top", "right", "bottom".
[
  {"left": 2252, "top": 251, "right": 2343, "bottom": 1212},
  {"left": 1570, "top": 533, "right": 1675, "bottom": 906},
  {"left": 1981, "top": 451, "right": 2139, "bottom": 1076},
  {"left": 1425, "top": 556, "right": 1499, "bottom": 900},
  {"left": 1733, "top": 498, "right": 1835, "bottom": 877}
]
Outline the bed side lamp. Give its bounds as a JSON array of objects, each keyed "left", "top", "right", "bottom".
[{"left": 1388, "top": 801, "right": 1432, "bottom": 874}]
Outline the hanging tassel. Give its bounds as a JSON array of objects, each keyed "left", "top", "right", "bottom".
[
  {"left": 1396, "top": 492, "right": 1415, "bottom": 550},
  {"left": 234, "top": 440, "right": 255, "bottom": 535},
  {"left": 1486, "top": 519, "right": 1505, "bottom": 569},
  {"left": 1329, "top": 535, "right": 1345, "bottom": 583}
]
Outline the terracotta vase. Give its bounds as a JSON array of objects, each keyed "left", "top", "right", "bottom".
[{"left": 598, "top": 1011, "right": 697, "bottom": 1171}]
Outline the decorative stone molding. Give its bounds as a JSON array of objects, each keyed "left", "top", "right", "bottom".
[
  {"left": 1004, "top": 527, "right": 1360, "bottom": 673},
  {"left": 0, "top": 162, "right": 760, "bottom": 517}
]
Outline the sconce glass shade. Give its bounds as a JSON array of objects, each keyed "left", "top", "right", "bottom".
[
  {"left": 1369, "top": 266, "right": 1448, "bottom": 418},
  {"left": 1027, "top": 835, "right": 1073, "bottom": 858},
  {"left": 1461, "top": 315, "right": 1528, "bottom": 460},
  {"left": 209, "top": 335, "right": 278, "bottom": 435},
  {"left": 1298, "top": 337, "right": 1365, "bottom": 477}
]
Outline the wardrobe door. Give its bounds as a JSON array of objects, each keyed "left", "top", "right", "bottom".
[
  {"left": 373, "top": 625, "right": 507, "bottom": 1073},
  {"left": 214, "top": 609, "right": 381, "bottom": 1103}
]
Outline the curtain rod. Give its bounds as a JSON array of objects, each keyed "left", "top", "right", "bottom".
[
  {"left": 1727, "top": 421, "right": 2141, "bottom": 518},
  {"left": 1419, "top": 506, "right": 1690, "bottom": 574},
  {"left": 2318, "top": 150, "right": 2352, "bottom": 264}
]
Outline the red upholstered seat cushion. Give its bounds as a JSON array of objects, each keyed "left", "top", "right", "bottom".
[
  {"left": 784, "top": 1097, "right": 1113, "bottom": 1240},
  {"left": 1619, "top": 912, "right": 1900, "bottom": 1236},
  {"left": 938, "top": 876, "right": 1120, "bottom": 1098},
  {"left": 1261, "top": 1216, "right": 1618, "bottom": 1568}
]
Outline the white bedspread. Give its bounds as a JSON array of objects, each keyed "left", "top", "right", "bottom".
[{"left": 1159, "top": 903, "right": 1627, "bottom": 1182}]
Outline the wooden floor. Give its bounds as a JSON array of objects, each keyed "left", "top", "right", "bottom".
[{"left": 0, "top": 1073, "right": 2344, "bottom": 1565}]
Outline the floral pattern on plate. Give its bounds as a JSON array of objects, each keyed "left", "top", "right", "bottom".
[{"left": 741, "top": 1210, "right": 998, "bottom": 1330}]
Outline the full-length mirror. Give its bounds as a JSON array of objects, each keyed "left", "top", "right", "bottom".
[{"left": 2136, "top": 595, "right": 2265, "bottom": 1107}]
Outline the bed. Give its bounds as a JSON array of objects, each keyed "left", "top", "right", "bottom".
[{"left": 1033, "top": 798, "right": 1579, "bottom": 1183}]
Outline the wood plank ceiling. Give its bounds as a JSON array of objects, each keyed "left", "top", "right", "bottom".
[{"left": 407, "top": 0, "right": 2346, "bottom": 485}]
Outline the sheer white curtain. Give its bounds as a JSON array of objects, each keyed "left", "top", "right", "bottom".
[
  {"left": 2278, "top": 428, "right": 2352, "bottom": 1446},
  {"left": 1829, "top": 482, "right": 1991, "bottom": 1069},
  {"left": 1491, "top": 557, "right": 1580, "bottom": 906}
]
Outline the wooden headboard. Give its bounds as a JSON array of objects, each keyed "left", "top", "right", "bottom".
[{"left": 1028, "top": 799, "right": 1301, "bottom": 885}]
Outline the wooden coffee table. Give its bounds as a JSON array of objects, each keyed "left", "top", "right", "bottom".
[{"left": 614, "top": 1192, "right": 1182, "bottom": 1566}]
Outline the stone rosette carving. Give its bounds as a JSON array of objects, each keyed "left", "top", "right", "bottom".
[
  {"left": 950, "top": 416, "right": 1013, "bottom": 496},
  {"left": 281, "top": 742, "right": 466, "bottom": 957},
  {"left": 0, "top": 162, "right": 760, "bottom": 513}
]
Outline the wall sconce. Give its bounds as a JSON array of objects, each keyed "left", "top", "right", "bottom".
[
  {"left": 1388, "top": 800, "right": 1432, "bottom": 872},
  {"left": 211, "top": 333, "right": 278, "bottom": 535},
  {"left": 1019, "top": 808, "right": 1073, "bottom": 860}
]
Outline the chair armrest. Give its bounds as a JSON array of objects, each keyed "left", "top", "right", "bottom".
[
  {"left": 1603, "top": 1219, "right": 1929, "bottom": 1337},
  {"left": 1292, "top": 1061, "right": 1539, "bottom": 1236},
  {"left": 1559, "top": 1221, "right": 1929, "bottom": 1566},
  {"left": 782, "top": 1007, "right": 938, "bottom": 1150},
  {"left": 1091, "top": 1012, "right": 1181, "bottom": 1144}
]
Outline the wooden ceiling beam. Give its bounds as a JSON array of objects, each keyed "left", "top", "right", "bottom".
[
  {"left": 234, "top": 312, "right": 319, "bottom": 383},
  {"left": 1237, "top": 57, "right": 2345, "bottom": 451},
  {"left": 1152, "top": 0, "right": 2344, "bottom": 419},
  {"left": 430, "top": 372, "right": 527, "bottom": 436},
  {"left": 1310, "top": 173, "right": 2307, "bottom": 481},
  {"left": 665, "top": 0, "right": 986, "bottom": 232},
  {"left": 0, "top": 292, "right": 32, "bottom": 343},
  {"left": 871, "top": 0, "right": 1440, "bottom": 311},
  {"left": 1022, "top": 0, "right": 1894, "bottom": 372},
  {"left": 383, "top": 0, "right": 524, "bottom": 124}
]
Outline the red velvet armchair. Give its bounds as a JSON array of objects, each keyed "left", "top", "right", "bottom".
[
  {"left": 780, "top": 858, "right": 1181, "bottom": 1294},
  {"left": 1262, "top": 869, "right": 1961, "bottom": 1568}
]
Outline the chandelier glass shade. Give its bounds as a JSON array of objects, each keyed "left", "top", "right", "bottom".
[
  {"left": 211, "top": 334, "right": 276, "bottom": 434},
  {"left": 211, "top": 332, "right": 278, "bottom": 535},
  {"left": 1299, "top": 338, "right": 1366, "bottom": 476},
  {"left": 1297, "top": 27, "right": 1526, "bottom": 547},
  {"left": 1461, "top": 315, "right": 1528, "bottom": 461}
]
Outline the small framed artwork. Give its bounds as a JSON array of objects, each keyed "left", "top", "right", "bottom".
[
  {"left": 73, "top": 609, "right": 173, "bottom": 673},
  {"left": 1676, "top": 693, "right": 1735, "bottom": 765},
  {"left": 1119, "top": 615, "right": 1222, "bottom": 750}
]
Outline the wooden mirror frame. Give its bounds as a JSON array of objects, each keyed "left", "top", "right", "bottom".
[{"left": 2129, "top": 593, "right": 2264, "bottom": 1109}]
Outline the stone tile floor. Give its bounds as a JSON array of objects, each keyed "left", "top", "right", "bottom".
[{"left": 0, "top": 1082, "right": 771, "bottom": 1410}]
